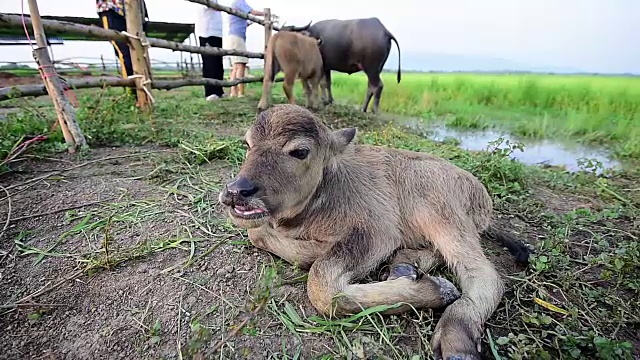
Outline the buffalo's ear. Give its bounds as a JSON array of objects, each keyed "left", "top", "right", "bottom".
[
  {"left": 331, "top": 127, "right": 357, "bottom": 153},
  {"left": 316, "top": 37, "right": 323, "bottom": 46}
]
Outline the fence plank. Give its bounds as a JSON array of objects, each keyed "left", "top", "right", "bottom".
[
  {"left": 185, "top": 0, "right": 280, "bottom": 30},
  {"left": 0, "top": 76, "right": 284, "bottom": 101},
  {"left": 0, "top": 14, "right": 264, "bottom": 59}
]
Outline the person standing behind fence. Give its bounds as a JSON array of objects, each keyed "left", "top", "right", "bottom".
[
  {"left": 223, "top": 0, "right": 264, "bottom": 98},
  {"left": 96, "top": 0, "right": 149, "bottom": 103},
  {"left": 195, "top": 3, "right": 225, "bottom": 101}
]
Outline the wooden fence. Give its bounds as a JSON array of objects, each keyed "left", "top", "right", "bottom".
[{"left": 0, "top": 0, "right": 288, "bottom": 153}]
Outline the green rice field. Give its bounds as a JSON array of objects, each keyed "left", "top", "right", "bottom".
[{"left": 329, "top": 72, "right": 640, "bottom": 159}]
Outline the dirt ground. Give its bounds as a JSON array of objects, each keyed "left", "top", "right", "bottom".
[
  {"left": 0, "top": 148, "right": 531, "bottom": 360},
  {"left": 0, "top": 146, "right": 335, "bottom": 359}
]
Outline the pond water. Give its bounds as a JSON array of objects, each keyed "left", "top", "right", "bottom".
[{"left": 396, "top": 116, "right": 620, "bottom": 173}]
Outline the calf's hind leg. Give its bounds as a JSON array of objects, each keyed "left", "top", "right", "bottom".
[
  {"left": 306, "top": 232, "right": 460, "bottom": 318},
  {"left": 301, "top": 79, "right": 314, "bottom": 109},
  {"left": 421, "top": 221, "right": 505, "bottom": 360},
  {"left": 282, "top": 72, "right": 297, "bottom": 105},
  {"left": 257, "top": 72, "right": 275, "bottom": 111}
]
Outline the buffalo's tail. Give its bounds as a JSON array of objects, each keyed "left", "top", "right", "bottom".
[{"left": 388, "top": 33, "right": 401, "bottom": 83}]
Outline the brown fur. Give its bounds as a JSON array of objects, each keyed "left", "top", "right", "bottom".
[
  {"left": 218, "top": 104, "right": 529, "bottom": 360},
  {"left": 257, "top": 31, "right": 326, "bottom": 112}
]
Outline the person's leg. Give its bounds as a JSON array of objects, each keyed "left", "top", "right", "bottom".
[
  {"left": 224, "top": 36, "right": 238, "bottom": 97},
  {"left": 211, "top": 36, "right": 225, "bottom": 97},
  {"left": 237, "top": 62, "right": 246, "bottom": 97},
  {"left": 200, "top": 36, "right": 216, "bottom": 99},
  {"left": 229, "top": 64, "right": 238, "bottom": 97},
  {"left": 100, "top": 10, "right": 137, "bottom": 101},
  {"left": 235, "top": 37, "right": 249, "bottom": 96}
]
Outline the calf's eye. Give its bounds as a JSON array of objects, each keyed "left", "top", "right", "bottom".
[{"left": 289, "top": 148, "right": 309, "bottom": 160}]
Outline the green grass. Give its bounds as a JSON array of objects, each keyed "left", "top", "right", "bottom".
[{"left": 329, "top": 72, "right": 640, "bottom": 158}]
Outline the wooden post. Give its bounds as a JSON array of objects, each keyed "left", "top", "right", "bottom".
[
  {"left": 124, "top": 0, "right": 152, "bottom": 110},
  {"left": 263, "top": 8, "right": 272, "bottom": 53},
  {"left": 27, "top": 0, "right": 86, "bottom": 153}
]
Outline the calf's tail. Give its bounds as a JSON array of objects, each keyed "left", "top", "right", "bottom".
[
  {"left": 481, "top": 224, "right": 531, "bottom": 265},
  {"left": 263, "top": 36, "right": 278, "bottom": 83}
]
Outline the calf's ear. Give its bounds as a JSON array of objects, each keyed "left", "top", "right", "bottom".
[{"left": 331, "top": 128, "right": 357, "bottom": 153}]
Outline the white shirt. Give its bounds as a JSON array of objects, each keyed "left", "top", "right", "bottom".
[{"left": 195, "top": 3, "right": 223, "bottom": 38}]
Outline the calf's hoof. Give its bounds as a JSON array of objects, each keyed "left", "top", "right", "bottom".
[
  {"left": 430, "top": 276, "right": 461, "bottom": 306},
  {"left": 387, "top": 262, "right": 418, "bottom": 281},
  {"left": 431, "top": 304, "right": 483, "bottom": 360}
]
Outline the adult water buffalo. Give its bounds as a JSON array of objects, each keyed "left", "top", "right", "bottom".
[{"left": 293, "top": 18, "right": 401, "bottom": 114}]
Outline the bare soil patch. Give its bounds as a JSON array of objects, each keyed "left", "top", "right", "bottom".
[
  {"left": 0, "top": 144, "right": 535, "bottom": 359},
  {"left": 0, "top": 147, "right": 331, "bottom": 359}
]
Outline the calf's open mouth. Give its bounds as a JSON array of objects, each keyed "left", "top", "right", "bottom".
[{"left": 231, "top": 204, "right": 267, "bottom": 219}]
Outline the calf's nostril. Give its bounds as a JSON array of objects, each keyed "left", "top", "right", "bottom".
[
  {"left": 239, "top": 187, "right": 259, "bottom": 198},
  {"left": 227, "top": 177, "right": 260, "bottom": 198}
]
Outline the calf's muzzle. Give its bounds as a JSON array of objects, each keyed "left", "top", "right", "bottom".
[{"left": 226, "top": 177, "right": 259, "bottom": 198}]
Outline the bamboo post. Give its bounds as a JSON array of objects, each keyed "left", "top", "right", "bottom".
[
  {"left": 124, "top": 0, "right": 152, "bottom": 110},
  {"left": 26, "top": 0, "right": 86, "bottom": 153},
  {"left": 263, "top": 8, "right": 272, "bottom": 52}
]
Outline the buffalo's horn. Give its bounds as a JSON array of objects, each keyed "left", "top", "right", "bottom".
[{"left": 280, "top": 21, "right": 311, "bottom": 32}]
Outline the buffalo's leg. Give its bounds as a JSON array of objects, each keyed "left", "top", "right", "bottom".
[
  {"left": 282, "top": 72, "right": 297, "bottom": 105},
  {"left": 371, "top": 76, "right": 384, "bottom": 114},
  {"left": 319, "top": 74, "right": 328, "bottom": 106},
  {"left": 362, "top": 71, "right": 383, "bottom": 113},
  {"left": 306, "top": 236, "right": 460, "bottom": 318},
  {"left": 301, "top": 79, "right": 314, "bottom": 109},
  {"left": 420, "top": 221, "right": 504, "bottom": 360},
  {"left": 322, "top": 69, "right": 334, "bottom": 105},
  {"left": 362, "top": 81, "right": 374, "bottom": 113},
  {"left": 257, "top": 73, "right": 274, "bottom": 111},
  {"left": 309, "top": 76, "right": 323, "bottom": 110}
]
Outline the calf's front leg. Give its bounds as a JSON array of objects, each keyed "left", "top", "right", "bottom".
[{"left": 247, "top": 227, "right": 324, "bottom": 270}]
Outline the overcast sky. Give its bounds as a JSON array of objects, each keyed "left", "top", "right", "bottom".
[{"left": 2, "top": 0, "right": 639, "bottom": 73}]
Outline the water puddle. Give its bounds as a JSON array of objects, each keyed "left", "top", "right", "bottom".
[{"left": 397, "top": 117, "right": 620, "bottom": 173}]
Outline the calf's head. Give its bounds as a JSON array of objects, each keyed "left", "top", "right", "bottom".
[{"left": 218, "top": 104, "right": 356, "bottom": 229}]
